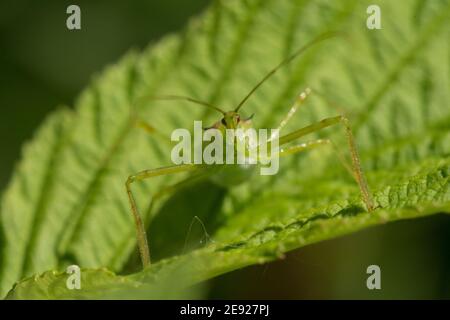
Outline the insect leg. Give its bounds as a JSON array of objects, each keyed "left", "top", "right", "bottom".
[
  {"left": 125, "top": 164, "right": 201, "bottom": 268},
  {"left": 278, "top": 115, "right": 375, "bottom": 212},
  {"left": 278, "top": 88, "right": 361, "bottom": 180},
  {"left": 278, "top": 139, "right": 330, "bottom": 157},
  {"left": 269, "top": 88, "right": 312, "bottom": 141}
]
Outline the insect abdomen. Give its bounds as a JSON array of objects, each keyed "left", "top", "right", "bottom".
[{"left": 209, "top": 163, "right": 257, "bottom": 187}]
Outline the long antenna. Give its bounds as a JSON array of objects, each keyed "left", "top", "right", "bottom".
[
  {"left": 235, "top": 32, "right": 338, "bottom": 112},
  {"left": 140, "top": 95, "right": 226, "bottom": 115}
]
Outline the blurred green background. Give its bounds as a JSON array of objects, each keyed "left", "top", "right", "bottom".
[{"left": 0, "top": 0, "right": 449, "bottom": 299}]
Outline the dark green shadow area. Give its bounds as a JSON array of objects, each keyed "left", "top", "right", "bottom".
[{"left": 123, "top": 180, "right": 226, "bottom": 274}]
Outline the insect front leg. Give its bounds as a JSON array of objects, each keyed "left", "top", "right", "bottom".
[
  {"left": 125, "top": 164, "right": 201, "bottom": 268},
  {"left": 268, "top": 88, "right": 312, "bottom": 141},
  {"left": 278, "top": 115, "right": 375, "bottom": 212}
]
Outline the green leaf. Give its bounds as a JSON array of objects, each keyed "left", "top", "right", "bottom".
[{"left": 2, "top": 0, "right": 449, "bottom": 299}]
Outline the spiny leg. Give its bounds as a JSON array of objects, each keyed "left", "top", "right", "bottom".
[
  {"left": 278, "top": 139, "right": 330, "bottom": 157},
  {"left": 278, "top": 115, "right": 375, "bottom": 212},
  {"left": 328, "top": 139, "right": 357, "bottom": 179},
  {"left": 299, "top": 88, "right": 358, "bottom": 177},
  {"left": 269, "top": 88, "right": 312, "bottom": 141},
  {"left": 125, "top": 164, "right": 200, "bottom": 267},
  {"left": 269, "top": 88, "right": 351, "bottom": 174}
]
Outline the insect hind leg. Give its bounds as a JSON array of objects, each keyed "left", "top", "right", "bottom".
[
  {"left": 269, "top": 88, "right": 312, "bottom": 141},
  {"left": 278, "top": 115, "right": 375, "bottom": 212}
]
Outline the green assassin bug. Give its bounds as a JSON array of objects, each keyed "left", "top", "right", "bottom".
[{"left": 126, "top": 33, "right": 375, "bottom": 269}]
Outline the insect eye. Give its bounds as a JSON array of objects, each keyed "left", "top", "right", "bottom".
[{"left": 221, "top": 118, "right": 227, "bottom": 125}]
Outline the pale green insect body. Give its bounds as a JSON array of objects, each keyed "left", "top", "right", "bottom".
[{"left": 204, "top": 110, "right": 260, "bottom": 187}]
